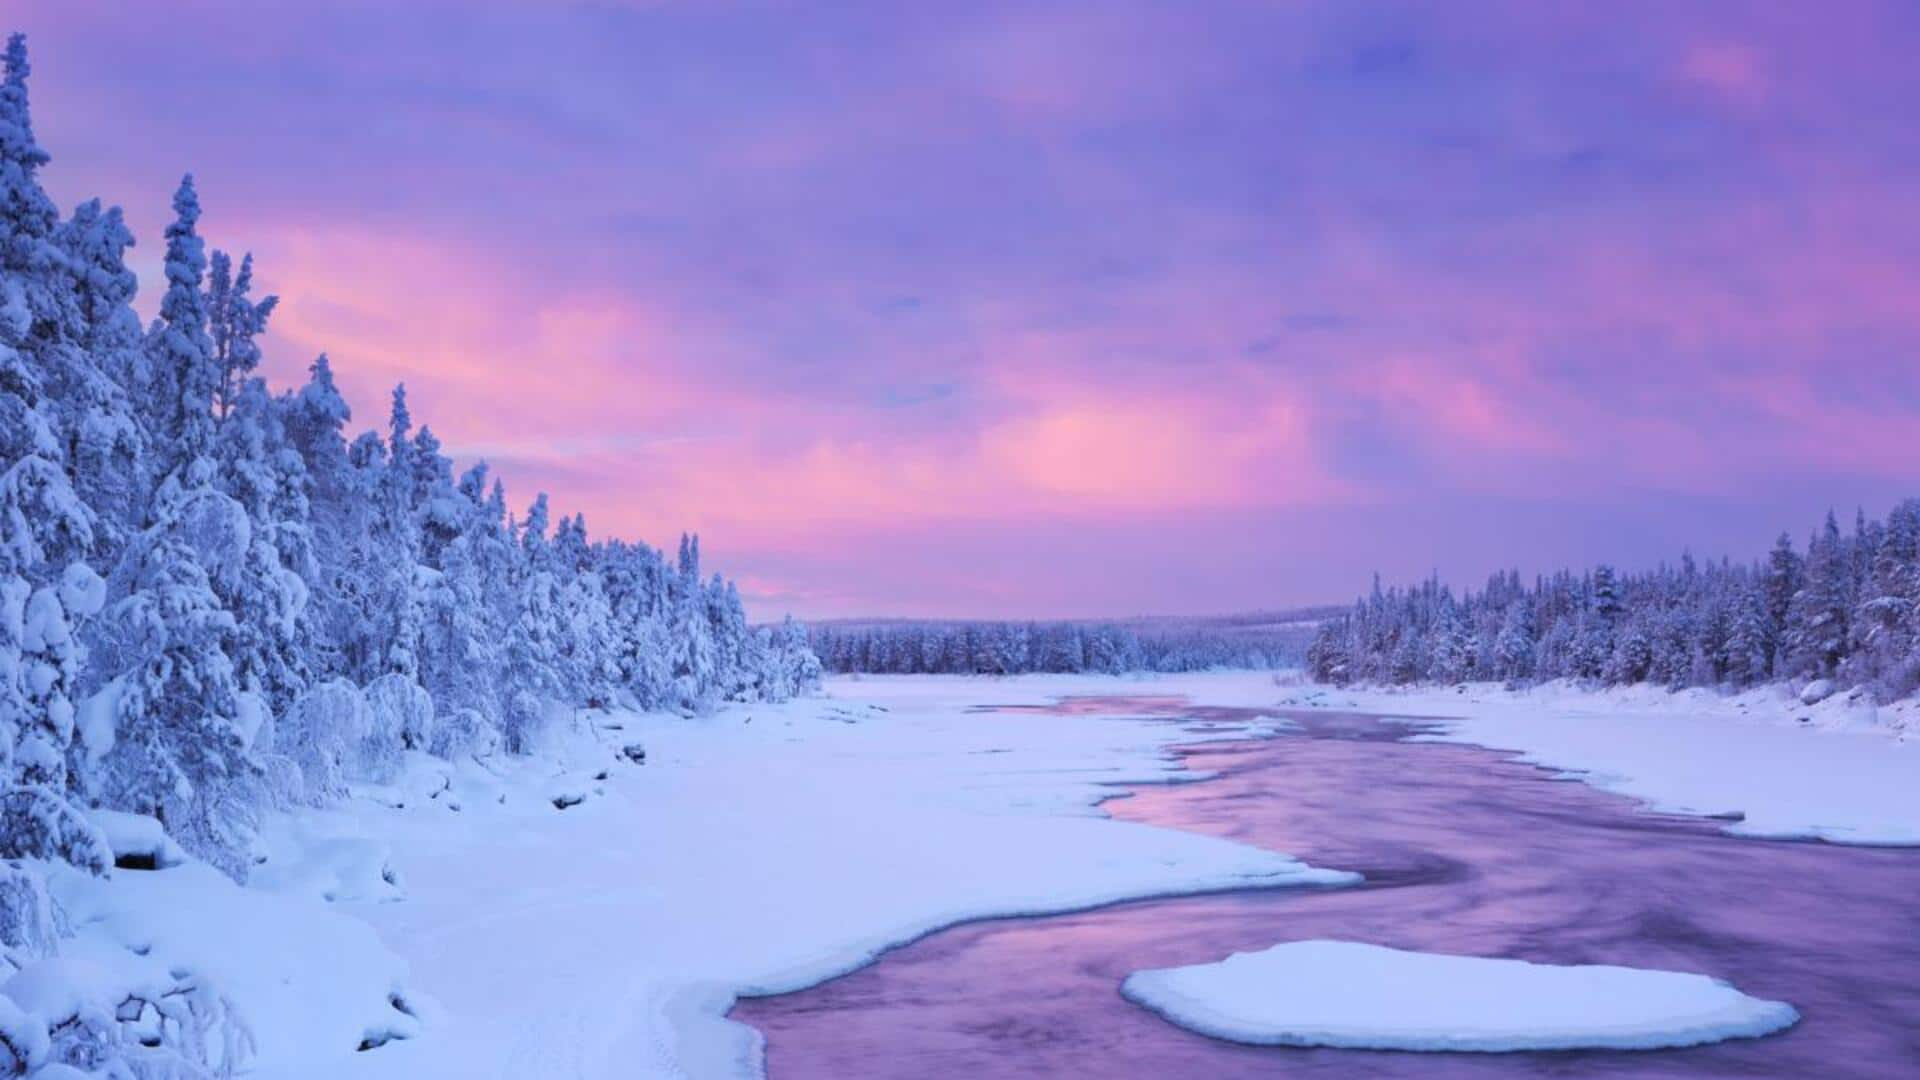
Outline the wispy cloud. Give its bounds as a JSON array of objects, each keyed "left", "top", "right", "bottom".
[{"left": 16, "top": 0, "right": 1920, "bottom": 616}]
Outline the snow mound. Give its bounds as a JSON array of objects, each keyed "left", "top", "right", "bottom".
[
  {"left": 1120, "top": 940, "right": 1798, "bottom": 1052},
  {"left": 89, "top": 809, "right": 186, "bottom": 870},
  {"left": 46, "top": 858, "right": 418, "bottom": 1070}
]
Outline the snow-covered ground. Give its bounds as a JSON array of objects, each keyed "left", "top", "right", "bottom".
[
  {"left": 1273, "top": 676, "right": 1920, "bottom": 845},
  {"left": 30, "top": 669, "right": 1920, "bottom": 1078},
  {"left": 1120, "top": 940, "right": 1799, "bottom": 1052},
  {"left": 266, "top": 677, "right": 1347, "bottom": 1078}
]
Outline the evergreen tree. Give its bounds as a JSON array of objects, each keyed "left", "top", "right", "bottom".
[
  {"left": 1784, "top": 513, "right": 1851, "bottom": 679},
  {"left": 146, "top": 176, "right": 218, "bottom": 478},
  {"left": 207, "top": 250, "right": 277, "bottom": 420},
  {"left": 1763, "top": 533, "right": 1802, "bottom": 674},
  {"left": 52, "top": 199, "right": 147, "bottom": 546},
  {"left": 95, "top": 470, "right": 262, "bottom": 879}
]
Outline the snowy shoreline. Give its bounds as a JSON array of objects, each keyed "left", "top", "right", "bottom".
[
  {"left": 304, "top": 678, "right": 1352, "bottom": 1079},
  {"left": 1270, "top": 676, "right": 1920, "bottom": 845},
  {"left": 26, "top": 670, "right": 1920, "bottom": 1078}
]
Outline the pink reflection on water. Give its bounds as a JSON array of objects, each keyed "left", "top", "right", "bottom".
[{"left": 732, "top": 699, "right": 1920, "bottom": 1078}]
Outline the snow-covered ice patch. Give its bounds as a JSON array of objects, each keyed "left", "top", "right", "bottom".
[{"left": 1121, "top": 940, "right": 1798, "bottom": 1052}]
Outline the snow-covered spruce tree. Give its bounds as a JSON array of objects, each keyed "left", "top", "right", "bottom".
[
  {"left": 90, "top": 179, "right": 266, "bottom": 876},
  {"left": 1850, "top": 500, "right": 1920, "bottom": 697},
  {"left": 667, "top": 533, "right": 716, "bottom": 711},
  {"left": 774, "top": 615, "right": 822, "bottom": 699},
  {"left": 416, "top": 464, "right": 509, "bottom": 753},
  {"left": 281, "top": 355, "right": 352, "bottom": 664},
  {"left": 502, "top": 494, "right": 562, "bottom": 749},
  {"left": 374, "top": 384, "right": 423, "bottom": 680},
  {"left": 214, "top": 315, "right": 314, "bottom": 719},
  {"left": 207, "top": 250, "right": 277, "bottom": 421},
  {"left": 143, "top": 177, "right": 221, "bottom": 479},
  {"left": 0, "top": 46, "right": 73, "bottom": 789},
  {"left": 553, "top": 513, "right": 617, "bottom": 708},
  {"left": 50, "top": 199, "right": 148, "bottom": 552},
  {"left": 95, "top": 470, "right": 264, "bottom": 877},
  {"left": 0, "top": 34, "right": 117, "bottom": 881},
  {"left": 1782, "top": 513, "right": 1851, "bottom": 680},
  {"left": 1722, "top": 581, "right": 1771, "bottom": 687},
  {"left": 1491, "top": 600, "right": 1534, "bottom": 683},
  {"left": 601, "top": 538, "right": 674, "bottom": 709},
  {"left": 1762, "top": 533, "right": 1802, "bottom": 676}
]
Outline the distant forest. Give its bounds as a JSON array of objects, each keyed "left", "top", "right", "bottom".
[
  {"left": 1309, "top": 502, "right": 1920, "bottom": 701},
  {"left": 810, "top": 611, "right": 1333, "bottom": 675}
]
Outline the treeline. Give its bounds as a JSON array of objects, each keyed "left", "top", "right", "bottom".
[
  {"left": 1308, "top": 502, "right": 1920, "bottom": 701},
  {"left": 0, "top": 32, "right": 820, "bottom": 898},
  {"left": 812, "top": 619, "right": 1297, "bottom": 675}
]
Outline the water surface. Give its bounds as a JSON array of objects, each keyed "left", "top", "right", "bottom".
[{"left": 732, "top": 699, "right": 1920, "bottom": 1078}]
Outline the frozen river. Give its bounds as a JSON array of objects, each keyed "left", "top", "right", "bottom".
[{"left": 734, "top": 698, "right": 1920, "bottom": 1078}]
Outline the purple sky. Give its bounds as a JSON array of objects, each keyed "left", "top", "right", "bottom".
[{"left": 14, "top": 2, "right": 1920, "bottom": 618}]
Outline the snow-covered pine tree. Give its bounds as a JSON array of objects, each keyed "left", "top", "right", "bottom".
[
  {"left": 207, "top": 250, "right": 277, "bottom": 421},
  {"left": 374, "top": 385, "right": 423, "bottom": 680},
  {"left": 283, "top": 353, "right": 355, "bottom": 678},
  {"left": 417, "top": 463, "right": 503, "bottom": 740},
  {"left": 1762, "top": 533, "right": 1802, "bottom": 676},
  {"left": 215, "top": 374, "right": 313, "bottom": 716},
  {"left": 1722, "top": 581, "right": 1771, "bottom": 687},
  {"left": 94, "top": 469, "right": 264, "bottom": 878},
  {"left": 554, "top": 514, "right": 616, "bottom": 708},
  {"left": 1783, "top": 513, "right": 1851, "bottom": 679},
  {"left": 0, "top": 32, "right": 106, "bottom": 803},
  {"left": 91, "top": 179, "right": 267, "bottom": 876},
  {"left": 502, "top": 494, "right": 561, "bottom": 748},
  {"left": 776, "top": 614, "right": 822, "bottom": 699},
  {"left": 667, "top": 533, "right": 716, "bottom": 711},
  {"left": 143, "top": 177, "right": 222, "bottom": 482},
  {"left": 50, "top": 200, "right": 148, "bottom": 552}
]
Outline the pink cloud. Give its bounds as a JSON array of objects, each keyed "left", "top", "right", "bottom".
[
  {"left": 1679, "top": 42, "right": 1769, "bottom": 106},
  {"left": 256, "top": 227, "right": 710, "bottom": 446}
]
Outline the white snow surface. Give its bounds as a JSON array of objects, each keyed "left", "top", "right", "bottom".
[
  {"left": 1273, "top": 675, "right": 1920, "bottom": 844},
  {"left": 1121, "top": 940, "right": 1799, "bottom": 1052},
  {"left": 30, "top": 669, "right": 1920, "bottom": 1078},
  {"left": 293, "top": 675, "right": 1351, "bottom": 1079}
]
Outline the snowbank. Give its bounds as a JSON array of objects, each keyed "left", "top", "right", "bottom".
[
  {"left": 1274, "top": 677, "right": 1920, "bottom": 845},
  {"left": 1121, "top": 940, "right": 1798, "bottom": 1052},
  {"left": 285, "top": 679, "right": 1352, "bottom": 1079},
  {"left": 47, "top": 858, "right": 417, "bottom": 1067}
]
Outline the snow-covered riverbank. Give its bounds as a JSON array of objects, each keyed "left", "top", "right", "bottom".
[
  {"left": 28, "top": 670, "right": 1920, "bottom": 1078},
  {"left": 280, "top": 679, "right": 1347, "bottom": 1078},
  {"left": 334, "top": 670, "right": 1919, "bottom": 1074},
  {"left": 1272, "top": 676, "right": 1920, "bottom": 845},
  {"left": 910, "top": 669, "right": 1920, "bottom": 843}
]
